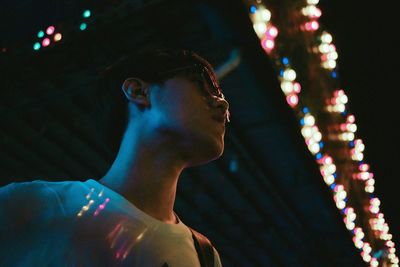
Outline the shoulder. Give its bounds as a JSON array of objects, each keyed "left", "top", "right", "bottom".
[
  {"left": 0, "top": 179, "right": 80, "bottom": 230},
  {"left": 188, "top": 226, "right": 224, "bottom": 267},
  {"left": 212, "top": 246, "right": 223, "bottom": 267}
]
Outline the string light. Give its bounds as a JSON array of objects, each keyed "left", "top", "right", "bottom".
[
  {"left": 246, "top": 0, "right": 397, "bottom": 265},
  {"left": 83, "top": 9, "right": 91, "bottom": 18},
  {"left": 46, "top": 26, "right": 55, "bottom": 35},
  {"left": 79, "top": 23, "right": 87, "bottom": 31},
  {"left": 42, "top": 38, "right": 50, "bottom": 47},
  {"left": 37, "top": 30, "right": 45, "bottom": 38},
  {"left": 249, "top": 4, "right": 278, "bottom": 54},
  {"left": 54, "top": 33, "right": 62, "bottom": 42},
  {"left": 33, "top": 25, "right": 63, "bottom": 50},
  {"left": 33, "top": 42, "right": 41, "bottom": 51}
]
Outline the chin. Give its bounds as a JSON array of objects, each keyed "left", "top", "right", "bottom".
[{"left": 189, "top": 140, "right": 224, "bottom": 167}]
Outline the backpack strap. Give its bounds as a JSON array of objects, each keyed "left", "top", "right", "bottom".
[{"left": 188, "top": 227, "right": 215, "bottom": 267}]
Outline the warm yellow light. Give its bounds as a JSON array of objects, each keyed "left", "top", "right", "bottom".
[
  {"left": 307, "top": 0, "right": 319, "bottom": 4},
  {"left": 366, "top": 178, "right": 375, "bottom": 186},
  {"left": 336, "top": 200, "right": 346, "bottom": 209},
  {"left": 301, "top": 126, "right": 313, "bottom": 138},
  {"left": 321, "top": 32, "right": 332, "bottom": 43},
  {"left": 328, "top": 164, "right": 336, "bottom": 174},
  {"left": 260, "top": 8, "right": 271, "bottom": 22},
  {"left": 370, "top": 258, "right": 379, "bottom": 267},
  {"left": 363, "top": 243, "right": 372, "bottom": 254},
  {"left": 253, "top": 22, "right": 267, "bottom": 37},
  {"left": 54, "top": 33, "right": 62, "bottom": 42},
  {"left": 365, "top": 185, "right": 374, "bottom": 193},
  {"left": 339, "top": 94, "right": 348, "bottom": 104},
  {"left": 318, "top": 43, "right": 330, "bottom": 53},
  {"left": 361, "top": 253, "right": 371, "bottom": 263},
  {"left": 309, "top": 143, "right": 320, "bottom": 154},
  {"left": 283, "top": 68, "right": 296, "bottom": 81},
  {"left": 304, "top": 114, "right": 315, "bottom": 126},
  {"left": 328, "top": 51, "right": 338, "bottom": 60},
  {"left": 348, "top": 124, "right": 357, "bottom": 132},
  {"left": 281, "top": 81, "right": 294, "bottom": 94},
  {"left": 346, "top": 222, "right": 355, "bottom": 230},
  {"left": 312, "top": 132, "right": 322, "bottom": 142},
  {"left": 324, "top": 175, "right": 335, "bottom": 185}
]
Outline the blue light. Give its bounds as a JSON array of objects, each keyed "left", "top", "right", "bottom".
[
  {"left": 349, "top": 141, "right": 354, "bottom": 147},
  {"left": 333, "top": 173, "right": 337, "bottom": 178},
  {"left": 331, "top": 71, "right": 337, "bottom": 78},
  {"left": 229, "top": 159, "right": 238, "bottom": 173},
  {"left": 302, "top": 107, "right": 309, "bottom": 114},
  {"left": 316, "top": 153, "right": 322, "bottom": 160},
  {"left": 33, "top": 42, "right": 41, "bottom": 51},
  {"left": 319, "top": 142, "right": 324, "bottom": 148},
  {"left": 373, "top": 250, "right": 383, "bottom": 258},
  {"left": 80, "top": 23, "right": 87, "bottom": 31},
  {"left": 250, "top": 5, "right": 257, "bottom": 13},
  {"left": 330, "top": 183, "right": 336, "bottom": 190},
  {"left": 282, "top": 57, "right": 289, "bottom": 65},
  {"left": 341, "top": 111, "right": 347, "bottom": 117},
  {"left": 83, "top": 10, "right": 91, "bottom": 18},
  {"left": 279, "top": 69, "right": 284, "bottom": 77},
  {"left": 300, "top": 118, "right": 305, "bottom": 125},
  {"left": 37, "top": 30, "right": 45, "bottom": 38}
]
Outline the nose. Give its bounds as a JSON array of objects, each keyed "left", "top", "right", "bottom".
[{"left": 209, "top": 95, "right": 230, "bottom": 122}]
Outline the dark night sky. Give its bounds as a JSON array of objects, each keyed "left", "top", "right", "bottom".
[{"left": 319, "top": 0, "right": 399, "bottom": 247}]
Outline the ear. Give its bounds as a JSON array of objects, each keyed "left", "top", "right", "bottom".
[{"left": 121, "top": 77, "right": 150, "bottom": 107}]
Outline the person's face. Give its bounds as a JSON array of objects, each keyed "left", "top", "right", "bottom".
[{"left": 148, "top": 74, "right": 230, "bottom": 166}]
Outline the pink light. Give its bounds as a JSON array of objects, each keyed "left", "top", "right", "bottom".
[
  {"left": 304, "top": 21, "right": 319, "bottom": 31},
  {"left": 323, "top": 156, "right": 332, "bottom": 165},
  {"left": 344, "top": 207, "right": 354, "bottom": 215},
  {"left": 359, "top": 163, "right": 370, "bottom": 171},
  {"left": 334, "top": 90, "right": 343, "bottom": 97},
  {"left": 266, "top": 25, "right": 278, "bottom": 38},
  {"left": 310, "top": 21, "right": 319, "bottom": 30},
  {"left": 347, "top": 115, "right": 355, "bottom": 123},
  {"left": 261, "top": 38, "right": 275, "bottom": 52},
  {"left": 293, "top": 82, "right": 301, "bottom": 93},
  {"left": 42, "top": 38, "right": 50, "bottom": 47},
  {"left": 386, "top": 241, "right": 395, "bottom": 248},
  {"left": 286, "top": 94, "right": 298, "bottom": 107},
  {"left": 46, "top": 26, "right": 55, "bottom": 35},
  {"left": 317, "top": 154, "right": 328, "bottom": 165},
  {"left": 333, "top": 184, "right": 342, "bottom": 193}
]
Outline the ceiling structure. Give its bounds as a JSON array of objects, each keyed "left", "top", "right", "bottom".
[{"left": 0, "top": 0, "right": 369, "bottom": 266}]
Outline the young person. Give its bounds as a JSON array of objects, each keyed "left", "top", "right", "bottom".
[{"left": 0, "top": 48, "right": 230, "bottom": 267}]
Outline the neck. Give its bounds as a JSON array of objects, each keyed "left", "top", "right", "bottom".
[{"left": 99, "top": 124, "right": 185, "bottom": 224}]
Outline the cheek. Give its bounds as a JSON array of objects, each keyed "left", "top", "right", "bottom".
[{"left": 156, "top": 80, "right": 211, "bottom": 128}]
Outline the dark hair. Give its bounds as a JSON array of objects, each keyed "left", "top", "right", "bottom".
[{"left": 92, "top": 48, "right": 216, "bottom": 158}]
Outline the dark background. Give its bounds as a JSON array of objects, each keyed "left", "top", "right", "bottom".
[
  {"left": 319, "top": 0, "right": 399, "bottom": 244},
  {"left": 0, "top": 0, "right": 397, "bottom": 265}
]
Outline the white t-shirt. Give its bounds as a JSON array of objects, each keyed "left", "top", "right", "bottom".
[{"left": 0, "top": 179, "right": 223, "bottom": 267}]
